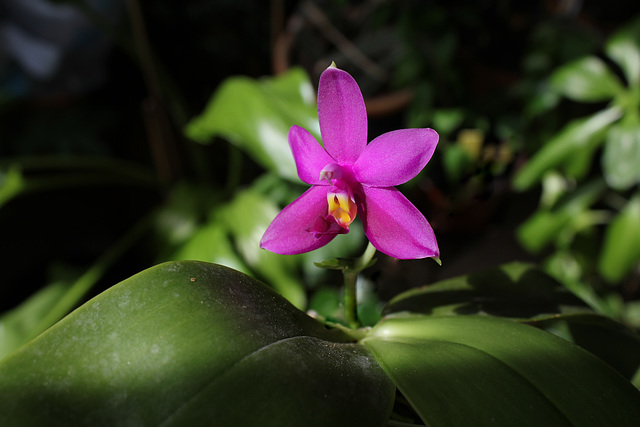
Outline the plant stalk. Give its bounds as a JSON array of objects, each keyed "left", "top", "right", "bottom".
[{"left": 343, "top": 242, "right": 376, "bottom": 328}]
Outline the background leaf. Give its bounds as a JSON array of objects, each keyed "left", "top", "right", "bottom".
[
  {"left": 0, "top": 261, "right": 394, "bottom": 426},
  {"left": 606, "top": 16, "right": 640, "bottom": 88},
  {"left": 513, "top": 106, "right": 622, "bottom": 190},
  {"left": 0, "top": 281, "right": 70, "bottom": 359},
  {"left": 171, "top": 222, "right": 251, "bottom": 274},
  {"left": 599, "top": 194, "right": 640, "bottom": 283},
  {"left": 602, "top": 121, "right": 640, "bottom": 190},
  {"left": 216, "top": 188, "right": 307, "bottom": 308},
  {"left": 549, "top": 56, "right": 624, "bottom": 102},
  {"left": 184, "top": 68, "right": 320, "bottom": 182},
  {"left": 517, "top": 179, "right": 606, "bottom": 252}
]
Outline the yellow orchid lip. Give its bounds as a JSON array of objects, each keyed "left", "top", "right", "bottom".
[{"left": 327, "top": 189, "right": 357, "bottom": 229}]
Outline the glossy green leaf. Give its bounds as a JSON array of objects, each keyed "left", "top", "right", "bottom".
[
  {"left": 363, "top": 315, "right": 640, "bottom": 427},
  {"left": 602, "top": 122, "right": 640, "bottom": 190},
  {"left": 0, "top": 261, "right": 394, "bottom": 426},
  {"left": 383, "top": 262, "right": 587, "bottom": 319},
  {"left": 599, "top": 194, "right": 640, "bottom": 283},
  {"left": 185, "top": 68, "right": 320, "bottom": 181},
  {"left": 513, "top": 106, "right": 622, "bottom": 190},
  {"left": 529, "top": 313, "right": 640, "bottom": 386},
  {"left": 606, "top": 16, "right": 640, "bottom": 88},
  {"left": 550, "top": 56, "right": 624, "bottom": 102}
]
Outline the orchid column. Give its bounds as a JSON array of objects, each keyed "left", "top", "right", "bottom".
[{"left": 261, "top": 63, "right": 440, "bottom": 327}]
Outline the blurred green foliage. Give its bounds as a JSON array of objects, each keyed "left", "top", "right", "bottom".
[{"left": 514, "top": 17, "right": 640, "bottom": 323}]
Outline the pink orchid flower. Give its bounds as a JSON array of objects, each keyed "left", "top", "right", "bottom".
[{"left": 260, "top": 64, "right": 439, "bottom": 259}]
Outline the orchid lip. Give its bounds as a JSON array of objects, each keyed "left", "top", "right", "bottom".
[
  {"left": 317, "top": 164, "right": 358, "bottom": 234},
  {"left": 327, "top": 189, "right": 357, "bottom": 228}
]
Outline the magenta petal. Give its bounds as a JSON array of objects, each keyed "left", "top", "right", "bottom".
[
  {"left": 354, "top": 128, "right": 439, "bottom": 187},
  {"left": 360, "top": 187, "right": 439, "bottom": 259},
  {"left": 260, "top": 186, "right": 337, "bottom": 255},
  {"left": 317, "top": 67, "right": 367, "bottom": 164},
  {"left": 289, "top": 125, "right": 335, "bottom": 185}
]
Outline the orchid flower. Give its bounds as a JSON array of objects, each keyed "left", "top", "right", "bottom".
[{"left": 260, "top": 64, "right": 439, "bottom": 260}]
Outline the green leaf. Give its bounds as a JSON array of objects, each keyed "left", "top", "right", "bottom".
[
  {"left": 606, "top": 16, "right": 640, "bottom": 88},
  {"left": 442, "top": 143, "right": 473, "bottom": 183},
  {"left": 216, "top": 189, "right": 306, "bottom": 309},
  {"left": 599, "top": 194, "right": 640, "bottom": 283},
  {"left": 431, "top": 108, "right": 465, "bottom": 135},
  {"left": 153, "top": 181, "right": 219, "bottom": 257},
  {"left": 544, "top": 250, "right": 616, "bottom": 316},
  {"left": 602, "top": 122, "right": 640, "bottom": 190},
  {"left": 529, "top": 313, "right": 640, "bottom": 385},
  {"left": 382, "top": 262, "right": 588, "bottom": 319},
  {"left": 518, "top": 209, "right": 572, "bottom": 252},
  {"left": 185, "top": 68, "right": 320, "bottom": 181},
  {"left": 550, "top": 56, "right": 624, "bottom": 102},
  {"left": 0, "top": 165, "right": 25, "bottom": 209},
  {"left": 562, "top": 131, "right": 601, "bottom": 180},
  {"left": 363, "top": 315, "right": 640, "bottom": 427},
  {"left": 0, "top": 261, "right": 395, "bottom": 426},
  {"left": 171, "top": 222, "right": 251, "bottom": 274},
  {"left": 0, "top": 281, "right": 70, "bottom": 360},
  {"left": 525, "top": 85, "right": 561, "bottom": 118},
  {"left": 518, "top": 179, "right": 606, "bottom": 252},
  {"left": 313, "top": 257, "right": 376, "bottom": 272},
  {"left": 513, "top": 106, "right": 622, "bottom": 190}
]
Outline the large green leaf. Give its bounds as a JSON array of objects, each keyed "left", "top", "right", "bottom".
[
  {"left": 513, "top": 106, "right": 622, "bottom": 190},
  {"left": 550, "top": 56, "right": 624, "bottom": 102},
  {"left": 602, "top": 121, "right": 640, "bottom": 190},
  {"left": 0, "top": 261, "right": 394, "bottom": 426},
  {"left": 382, "top": 262, "right": 588, "bottom": 319},
  {"left": 185, "top": 68, "right": 320, "bottom": 181},
  {"left": 529, "top": 313, "right": 640, "bottom": 387},
  {"left": 599, "top": 194, "right": 640, "bottom": 283},
  {"left": 363, "top": 315, "right": 640, "bottom": 427}
]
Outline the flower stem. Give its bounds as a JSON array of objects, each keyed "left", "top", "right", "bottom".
[
  {"left": 343, "top": 269, "right": 359, "bottom": 329},
  {"left": 343, "top": 242, "right": 377, "bottom": 329},
  {"left": 357, "top": 241, "right": 377, "bottom": 270}
]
